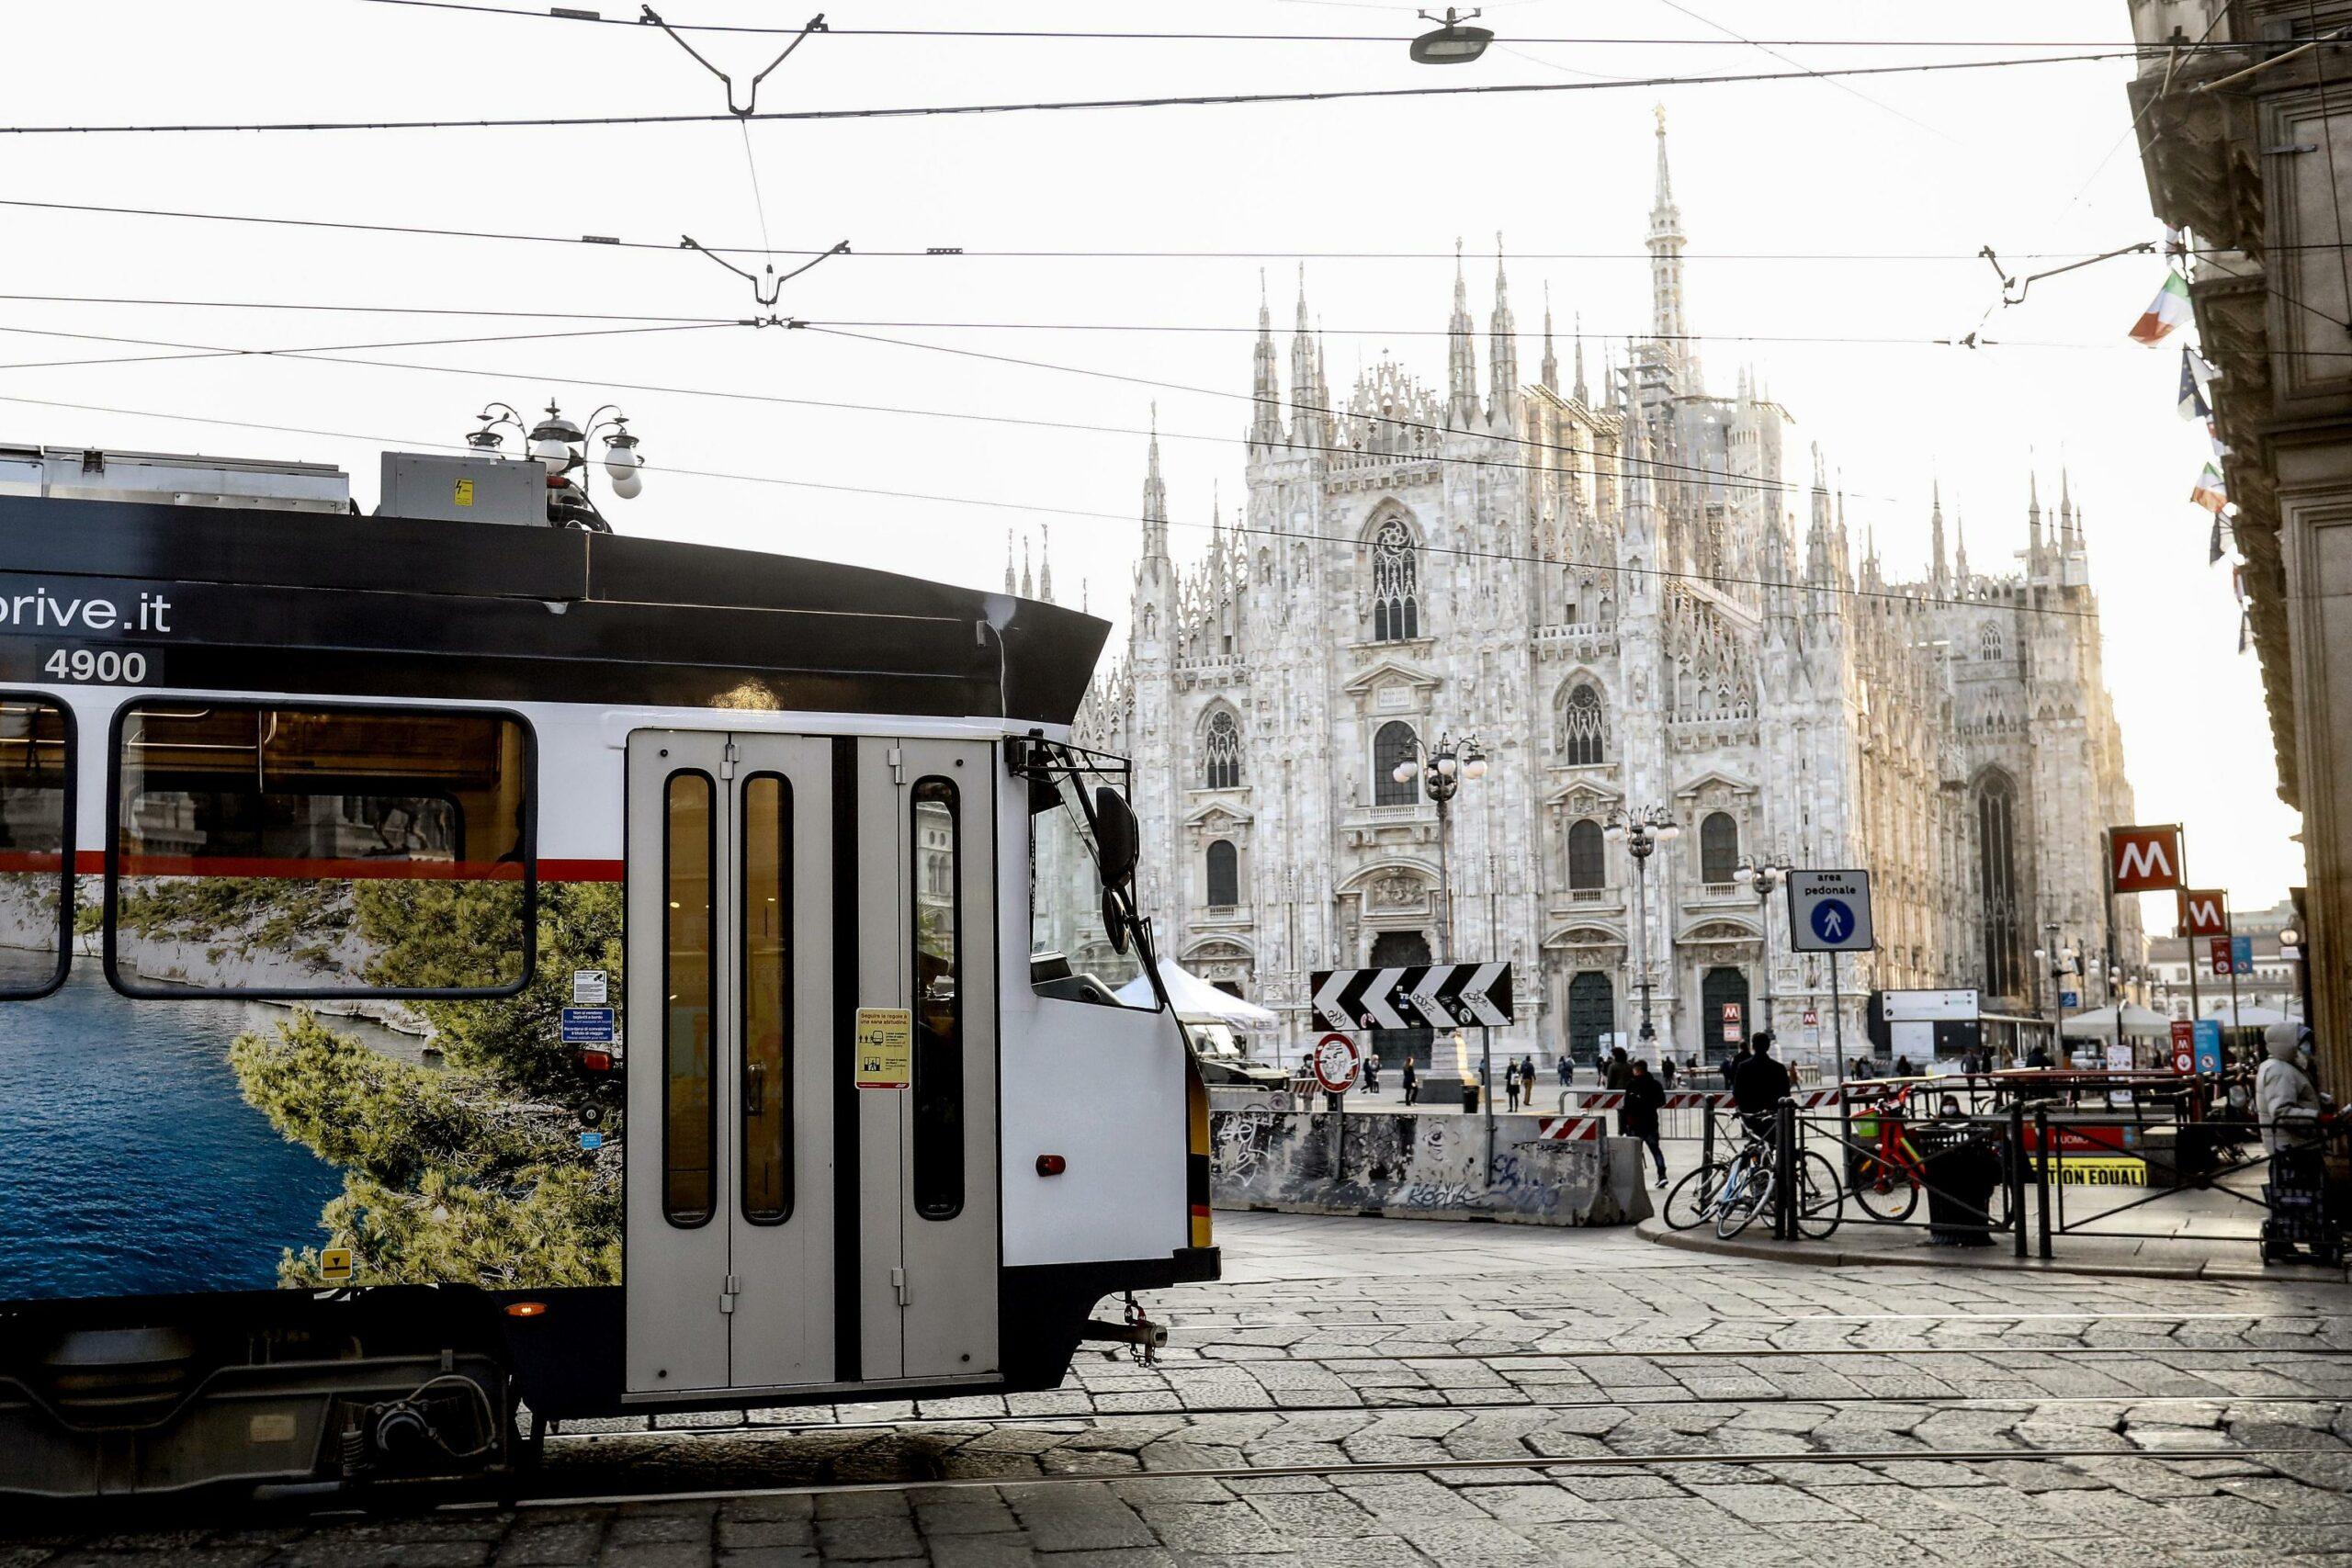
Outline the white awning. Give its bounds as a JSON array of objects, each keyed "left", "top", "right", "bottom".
[{"left": 1113, "top": 958, "right": 1280, "bottom": 1030}]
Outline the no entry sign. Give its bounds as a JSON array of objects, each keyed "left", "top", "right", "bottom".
[{"left": 1311, "top": 1032, "right": 1362, "bottom": 1095}]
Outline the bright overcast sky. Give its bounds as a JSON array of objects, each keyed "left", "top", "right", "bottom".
[{"left": 0, "top": 1, "right": 2297, "bottom": 919}]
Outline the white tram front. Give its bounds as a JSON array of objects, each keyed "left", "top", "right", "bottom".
[{"left": 0, "top": 443, "right": 1215, "bottom": 1497}]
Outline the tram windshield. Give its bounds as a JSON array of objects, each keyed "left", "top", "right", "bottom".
[{"left": 1028, "top": 748, "right": 1152, "bottom": 1005}]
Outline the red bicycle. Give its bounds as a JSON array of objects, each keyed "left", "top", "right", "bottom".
[{"left": 1848, "top": 1081, "right": 2009, "bottom": 1226}]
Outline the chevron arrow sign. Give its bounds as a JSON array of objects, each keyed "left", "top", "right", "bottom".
[{"left": 1308, "top": 962, "right": 1515, "bottom": 1031}]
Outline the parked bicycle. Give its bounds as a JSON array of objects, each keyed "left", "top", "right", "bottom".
[
  {"left": 1662, "top": 1109, "right": 1842, "bottom": 1240},
  {"left": 1847, "top": 1083, "right": 2010, "bottom": 1227}
]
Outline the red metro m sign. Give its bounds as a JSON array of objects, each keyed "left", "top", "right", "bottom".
[{"left": 2109, "top": 824, "right": 2184, "bottom": 894}]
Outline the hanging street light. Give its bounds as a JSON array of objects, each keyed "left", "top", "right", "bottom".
[
  {"left": 467, "top": 399, "right": 648, "bottom": 531},
  {"left": 1733, "top": 852, "right": 1795, "bottom": 1036},
  {"left": 1408, "top": 7, "right": 1493, "bottom": 65},
  {"left": 1391, "top": 728, "right": 1487, "bottom": 962}
]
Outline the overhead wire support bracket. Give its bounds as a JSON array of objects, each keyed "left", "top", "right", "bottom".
[
  {"left": 641, "top": 6, "right": 827, "bottom": 117},
  {"left": 1979, "top": 240, "right": 2156, "bottom": 307},
  {"left": 680, "top": 236, "right": 848, "bottom": 307}
]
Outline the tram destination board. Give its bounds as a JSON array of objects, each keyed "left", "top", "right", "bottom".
[{"left": 1309, "top": 962, "right": 1513, "bottom": 1031}]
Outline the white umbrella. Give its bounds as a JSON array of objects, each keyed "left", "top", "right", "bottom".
[
  {"left": 2202, "top": 1001, "right": 2288, "bottom": 1028},
  {"left": 2057, "top": 1003, "right": 2171, "bottom": 1040},
  {"left": 1113, "top": 957, "right": 1279, "bottom": 1031}
]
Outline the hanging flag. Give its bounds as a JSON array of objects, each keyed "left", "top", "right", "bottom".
[
  {"left": 2210, "top": 515, "right": 2226, "bottom": 564},
  {"left": 2132, "top": 272, "right": 2194, "bottom": 344},
  {"left": 2190, "top": 462, "right": 2228, "bottom": 514},
  {"left": 2177, "top": 347, "right": 2211, "bottom": 420},
  {"left": 2186, "top": 345, "right": 2217, "bottom": 388}
]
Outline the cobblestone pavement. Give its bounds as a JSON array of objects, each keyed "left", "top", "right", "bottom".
[{"left": 9, "top": 1215, "right": 2352, "bottom": 1565}]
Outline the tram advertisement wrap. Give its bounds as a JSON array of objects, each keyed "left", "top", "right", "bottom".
[{"left": 0, "top": 877, "right": 626, "bottom": 1301}]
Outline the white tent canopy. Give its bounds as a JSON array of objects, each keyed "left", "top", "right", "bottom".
[
  {"left": 2200, "top": 1001, "right": 2290, "bottom": 1028},
  {"left": 1114, "top": 958, "right": 1280, "bottom": 1031},
  {"left": 2057, "top": 1004, "right": 2171, "bottom": 1040}
]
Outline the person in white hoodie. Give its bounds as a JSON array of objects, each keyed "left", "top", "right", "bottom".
[{"left": 2257, "top": 1021, "right": 2323, "bottom": 1154}]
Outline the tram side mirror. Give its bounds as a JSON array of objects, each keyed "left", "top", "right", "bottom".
[
  {"left": 1094, "top": 786, "right": 1138, "bottom": 888},
  {"left": 1103, "top": 888, "right": 1131, "bottom": 955}
]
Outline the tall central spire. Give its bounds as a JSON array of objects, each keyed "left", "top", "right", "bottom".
[
  {"left": 1446, "top": 236, "right": 1479, "bottom": 429},
  {"left": 1487, "top": 232, "right": 1519, "bottom": 428},
  {"left": 1648, "top": 105, "right": 1697, "bottom": 397},
  {"left": 1142, "top": 403, "right": 1169, "bottom": 561},
  {"left": 1540, "top": 281, "right": 1559, "bottom": 394}
]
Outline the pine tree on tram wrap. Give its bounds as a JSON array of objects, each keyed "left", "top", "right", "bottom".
[{"left": 229, "top": 879, "right": 626, "bottom": 1289}]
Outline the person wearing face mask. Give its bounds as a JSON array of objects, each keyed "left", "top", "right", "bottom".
[{"left": 2258, "top": 1021, "right": 2323, "bottom": 1155}]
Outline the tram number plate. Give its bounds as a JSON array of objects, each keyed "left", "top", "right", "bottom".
[
  {"left": 854, "top": 1007, "right": 913, "bottom": 1089},
  {"left": 42, "top": 647, "right": 150, "bottom": 684}
]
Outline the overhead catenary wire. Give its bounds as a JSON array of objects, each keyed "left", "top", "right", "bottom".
[
  {"left": 0, "top": 51, "right": 2161, "bottom": 136},
  {"left": 0, "top": 386, "right": 2102, "bottom": 624}
]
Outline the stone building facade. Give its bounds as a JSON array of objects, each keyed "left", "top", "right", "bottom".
[{"left": 1057, "top": 114, "right": 2144, "bottom": 1066}]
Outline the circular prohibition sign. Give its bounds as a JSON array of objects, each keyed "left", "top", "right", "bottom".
[{"left": 1312, "top": 1032, "right": 1363, "bottom": 1095}]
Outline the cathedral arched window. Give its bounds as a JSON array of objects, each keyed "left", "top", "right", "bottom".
[
  {"left": 1202, "top": 708, "right": 1242, "bottom": 791},
  {"left": 1976, "top": 771, "right": 2023, "bottom": 999},
  {"left": 1204, "top": 839, "right": 1239, "bottom": 908},
  {"left": 1370, "top": 517, "right": 1419, "bottom": 641},
  {"left": 1979, "top": 621, "right": 2005, "bottom": 661},
  {"left": 1373, "top": 721, "right": 1419, "bottom": 807},
  {"left": 1558, "top": 682, "right": 1607, "bottom": 766},
  {"left": 1699, "top": 811, "right": 1739, "bottom": 885},
  {"left": 1566, "top": 818, "right": 1606, "bottom": 892}
]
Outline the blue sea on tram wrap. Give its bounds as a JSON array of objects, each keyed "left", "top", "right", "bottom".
[{"left": 0, "top": 967, "right": 422, "bottom": 1300}]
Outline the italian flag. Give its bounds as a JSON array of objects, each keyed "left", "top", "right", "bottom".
[
  {"left": 2190, "top": 462, "right": 2227, "bottom": 514},
  {"left": 2132, "top": 272, "right": 2193, "bottom": 344}
]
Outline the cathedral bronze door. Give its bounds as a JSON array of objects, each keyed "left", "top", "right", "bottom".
[
  {"left": 1702, "top": 966, "right": 1750, "bottom": 1065},
  {"left": 1366, "top": 930, "right": 1434, "bottom": 1068},
  {"left": 1567, "top": 971, "right": 1614, "bottom": 1066}
]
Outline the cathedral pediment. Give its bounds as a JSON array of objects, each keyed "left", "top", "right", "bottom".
[
  {"left": 1182, "top": 799, "right": 1256, "bottom": 832},
  {"left": 1678, "top": 918, "right": 1762, "bottom": 943},
  {"left": 1544, "top": 779, "right": 1624, "bottom": 814},
  {"left": 1672, "top": 768, "right": 1757, "bottom": 802},
  {"left": 1340, "top": 658, "right": 1442, "bottom": 696},
  {"left": 1544, "top": 922, "right": 1626, "bottom": 949}
]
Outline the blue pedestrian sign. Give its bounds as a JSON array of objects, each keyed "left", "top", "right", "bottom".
[
  {"left": 2060, "top": 991, "right": 2079, "bottom": 1009},
  {"left": 1788, "top": 870, "right": 1875, "bottom": 953},
  {"left": 560, "top": 1006, "right": 616, "bottom": 1043}
]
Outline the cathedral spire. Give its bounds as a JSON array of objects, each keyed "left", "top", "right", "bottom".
[
  {"left": 1290, "top": 262, "right": 1325, "bottom": 451},
  {"left": 1250, "top": 269, "right": 1282, "bottom": 452},
  {"left": 1142, "top": 404, "right": 1170, "bottom": 561},
  {"left": 1021, "top": 534, "right": 1034, "bottom": 600},
  {"left": 1648, "top": 105, "right": 1697, "bottom": 397},
  {"left": 2027, "top": 469, "right": 2045, "bottom": 567},
  {"left": 1447, "top": 236, "right": 1479, "bottom": 429},
  {"left": 1004, "top": 529, "right": 1016, "bottom": 595},
  {"left": 1573, "top": 313, "right": 1589, "bottom": 406},
  {"left": 1038, "top": 523, "right": 1054, "bottom": 604},
  {"left": 1955, "top": 514, "right": 1970, "bottom": 583},
  {"left": 1540, "top": 281, "right": 1559, "bottom": 394},
  {"left": 1929, "top": 478, "right": 1949, "bottom": 593},
  {"left": 1488, "top": 232, "right": 1520, "bottom": 427}
]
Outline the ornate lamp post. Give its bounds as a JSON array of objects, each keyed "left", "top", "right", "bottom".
[
  {"left": 1391, "top": 729, "right": 1487, "bottom": 963},
  {"left": 2034, "top": 923, "right": 2076, "bottom": 1058},
  {"left": 468, "top": 399, "right": 646, "bottom": 531},
  {"left": 1603, "top": 806, "right": 1679, "bottom": 1045},
  {"left": 1733, "top": 852, "right": 1794, "bottom": 1035}
]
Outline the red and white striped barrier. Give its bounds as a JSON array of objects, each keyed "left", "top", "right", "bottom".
[
  {"left": 1532, "top": 1115, "right": 1603, "bottom": 1142},
  {"left": 1575, "top": 1089, "right": 1845, "bottom": 1111}
]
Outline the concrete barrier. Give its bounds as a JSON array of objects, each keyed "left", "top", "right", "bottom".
[{"left": 1208, "top": 1109, "right": 1651, "bottom": 1227}]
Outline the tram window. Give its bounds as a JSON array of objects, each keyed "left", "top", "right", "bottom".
[
  {"left": 740, "top": 772, "right": 791, "bottom": 1225},
  {"left": 0, "top": 695, "right": 72, "bottom": 998},
  {"left": 108, "top": 703, "right": 532, "bottom": 998},
  {"left": 910, "top": 776, "right": 962, "bottom": 1221},
  {"left": 1028, "top": 767, "right": 1154, "bottom": 1008},
  {"left": 663, "top": 771, "right": 716, "bottom": 1229}
]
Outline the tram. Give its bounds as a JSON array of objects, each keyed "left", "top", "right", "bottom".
[{"left": 0, "top": 442, "right": 1215, "bottom": 1496}]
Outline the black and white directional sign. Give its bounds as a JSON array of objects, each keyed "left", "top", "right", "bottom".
[
  {"left": 1788, "top": 869, "right": 1875, "bottom": 953},
  {"left": 1309, "top": 963, "right": 1514, "bottom": 1031}
]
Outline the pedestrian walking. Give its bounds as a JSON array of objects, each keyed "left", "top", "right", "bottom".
[
  {"left": 1557, "top": 1055, "right": 1573, "bottom": 1090},
  {"left": 1504, "top": 1059, "right": 1521, "bottom": 1112},
  {"left": 1894, "top": 1054, "right": 1916, "bottom": 1078},
  {"left": 1363, "top": 1052, "right": 1380, "bottom": 1095},
  {"left": 1622, "top": 1059, "right": 1668, "bottom": 1187},
  {"left": 1521, "top": 1055, "right": 1538, "bottom": 1103},
  {"left": 1400, "top": 1056, "right": 1419, "bottom": 1107},
  {"left": 1659, "top": 1054, "right": 1677, "bottom": 1090},
  {"left": 1606, "top": 1047, "right": 1631, "bottom": 1090}
]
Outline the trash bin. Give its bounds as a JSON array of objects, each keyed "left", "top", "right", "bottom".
[
  {"left": 1912, "top": 1122, "right": 2003, "bottom": 1247},
  {"left": 1461, "top": 1082, "right": 1481, "bottom": 1114}
]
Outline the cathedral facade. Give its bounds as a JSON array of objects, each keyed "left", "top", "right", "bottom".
[{"left": 1063, "top": 114, "right": 2143, "bottom": 1066}]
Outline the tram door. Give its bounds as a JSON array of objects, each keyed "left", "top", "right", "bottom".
[{"left": 622, "top": 732, "right": 999, "bottom": 1397}]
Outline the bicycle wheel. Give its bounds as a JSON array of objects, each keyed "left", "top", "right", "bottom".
[
  {"left": 1793, "top": 1149, "right": 1843, "bottom": 1240},
  {"left": 1849, "top": 1156, "right": 1920, "bottom": 1223},
  {"left": 1716, "top": 1165, "right": 1776, "bottom": 1239},
  {"left": 1663, "top": 1162, "right": 1727, "bottom": 1231}
]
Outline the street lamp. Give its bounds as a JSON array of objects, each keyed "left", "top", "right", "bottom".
[
  {"left": 1733, "top": 852, "right": 1795, "bottom": 1035},
  {"left": 468, "top": 399, "right": 648, "bottom": 531},
  {"left": 2034, "top": 923, "right": 2075, "bottom": 1053},
  {"left": 1408, "top": 7, "right": 1492, "bottom": 64},
  {"left": 1390, "top": 729, "right": 1487, "bottom": 962},
  {"left": 1603, "top": 806, "right": 1679, "bottom": 1045}
]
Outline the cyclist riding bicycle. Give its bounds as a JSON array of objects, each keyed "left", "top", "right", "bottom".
[{"left": 1730, "top": 1030, "right": 1792, "bottom": 1140}]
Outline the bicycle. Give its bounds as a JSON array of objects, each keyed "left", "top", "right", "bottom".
[
  {"left": 1662, "top": 1111, "right": 1842, "bottom": 1240},
  {"left": 1848, "top": 1084, "right": 2009, "bottom": 1228}
]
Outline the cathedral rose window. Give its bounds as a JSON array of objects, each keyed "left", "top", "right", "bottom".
[
  {"left": 1203, "top": 709, "right": 1243, "bottom": 791},
  {"left": 1559, "top": 682, "right": 1608, "bottom": 766}
]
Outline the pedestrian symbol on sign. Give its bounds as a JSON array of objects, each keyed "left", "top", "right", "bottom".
[{"left": 1811, "top": 899, "right": 1852, "bottom": 944}]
